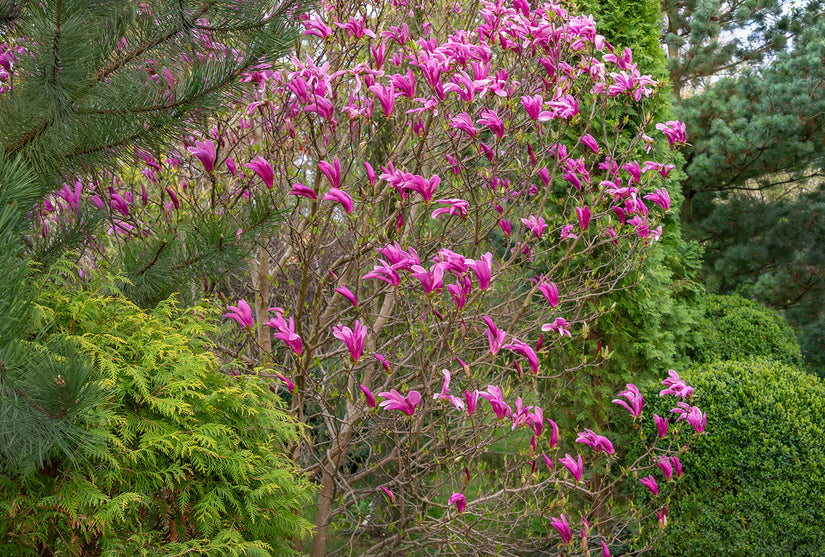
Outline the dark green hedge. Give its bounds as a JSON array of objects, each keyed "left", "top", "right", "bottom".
[
  {"left": 689, "top": 294, "right": 802, "bottom": 366},
  {"left": 649, "top": 359, "right": 825, "bottom": 557}
]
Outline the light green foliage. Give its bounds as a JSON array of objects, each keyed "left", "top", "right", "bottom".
[
  {"left": 0, "top": 273, "right": 314, "bottom": 556},
  {"left": 646, "top": 360, "right": 825, "bottom": 557},
  {"left": 689, "top": 294, "right": 803, "bottom": 367}
]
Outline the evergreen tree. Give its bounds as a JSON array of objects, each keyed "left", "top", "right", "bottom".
[
  {"left": 662, "top": 0, "right": 800, "bottom": 99},
  {"left": 668, "top": 0, "right": 825, "bottom": 368},
  {"left": 0, "top": 0, "right": 301, "bottom": 473}
]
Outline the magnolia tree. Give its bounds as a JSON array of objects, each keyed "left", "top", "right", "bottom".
[{"left": 38, "top": 0, "right": 704, "bottom": 555}]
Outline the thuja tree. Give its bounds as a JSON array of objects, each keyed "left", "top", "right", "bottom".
[
  {"left": 0, "top": 270, "right": 314, "bottom": 555},
  {"left": 55, "top": 0, "right": 708, "bottom": 555}
]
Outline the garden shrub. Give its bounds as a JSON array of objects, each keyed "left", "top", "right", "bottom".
[
  {"left": 0, "top": 274, "right": 314, "bottom": 556},
  {"left": 689, "top": 294, "right": 802, "bottom": 366},
  {"left": 648, "top": 359, "right": 825, "bottom": 557}
]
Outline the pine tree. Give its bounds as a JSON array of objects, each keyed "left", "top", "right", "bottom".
[
  {"left": 0, "top": 0, "right": 301, "bottom": 472},
  {"left": 668, "top": 0, "right": 825, "bottom": 369}
]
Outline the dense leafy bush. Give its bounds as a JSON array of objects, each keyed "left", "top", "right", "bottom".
[
  {"left": 688, "top": 294, "right": 803, "bottom": 366},
  {"left": 0, "top": 273, "right": 313, "bottom": 556},
  {"left": 648, "top": 359, "right": 825, "bottom": 557}
]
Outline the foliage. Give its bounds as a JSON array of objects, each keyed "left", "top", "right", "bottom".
[
  {"left": 0, "top": 0, "right": 302, "bottom": 189},
  {"left": 564, "top": 0, "right": 704, "bottom": 424},
  {"left": 646, "top": 359, "right": 825, "bottom": 557},
  {"left": 661, "top": 0, "right": 806, "bottom": 99},
  {"left": 582, "top": 0, "right": 668, "bottom": 80},
  {"left": 668, "top": 0, "right": 825, "bottom": 372},
  {"left": 690, "top": 295, "right": 803, "bottom": 371},
  {"left": 0, "top": 272, "right": 314, "bottom": 556},
  {"left": 696, "top": 190, "right": 825, "bottom": 372},
  {"left": 0, "top": 0, "right": 303, "bottom": 473},
  {"left": 5, "top": 0, "right": 708, "bottom": 554}
]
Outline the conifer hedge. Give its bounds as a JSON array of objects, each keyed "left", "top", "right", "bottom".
[{"left": 0, "top": 271, "right": 314, "bottom": 556}]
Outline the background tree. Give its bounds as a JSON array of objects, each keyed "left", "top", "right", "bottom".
[{"left": 664, "top": 0, "right": 825, "bottom": 370}]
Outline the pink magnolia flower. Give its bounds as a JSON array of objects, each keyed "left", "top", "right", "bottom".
[
  {"left": 601, "top": 540, "right": 611, "bottom": 557},
  {"left": 318, "top": 157, "right": 342, "bottom": 189},
  {"left": 547, "top": 418, "right": 559, "bottom": 448},
  {"left": 576, "top": 429, "right": 615, "bottom": 455},
  {"left": 465, "top": 389, "right": 479, "bottom": 415},
  {"left": 275, "top": 373, "right": 295, "bottom": 393},
  {"left": 225, "top": 157, "right": 237, "bottom": 175},
  {"left": 612, "top": 383, "right": 645, "bottom": 418},
  {"left": 448, "top": 492, "right": 467, "bottom": 514},
  {"left": 538, "top": 280, "right": 559, "bottom": 307},
  {"left": 503, "top": 338, "right": 539, "bottom": 375},
  {"left": 245, "top": 156, "right": 274, "bottom": 188},
  {"left": 289, "top": 183, "right": 317, "bottom": 199},
  {"left": 362, "top": 259, "right": 401, "bottom": 286},
  {"left": 271, "top": 315, "right": 303, "bottom": 355},
  {"left": 334, "top": 286, "right": 358, "bottom": 307},
  {"left": 224, "top": 299, "right": 254, "bottom": 329},
  {"left": 333, "top": 321, "right": 367, "bottom": 362},
  {"left": 402, "top": 174, "right": 441, "bottom": 202},
  {"left": 431, "top": 198, "right": 469, "bottom": 219},
  {"left": 640, "top": 475, "right": 659, "bottom": 495},
  {"left": 410, "top": 263, "right": 446, "bottom": 294},
  {"left": 539, "top": 166, "right": 550, "bottom": 187},
  {"left": 434, "top": 369, "right": 465, "bottom": 411},
  {"left": 467, "top": 252, "right": 493, "bottom": 291},
  {"left": 657, "top": 456, "right": 674, "bottom": 480},
  {"left": 165, "top": 187, "right": 179, "bottom": 210},
  {"left": 477, "top": 108, "right": 505, "bottom": 138},
  {"left": 364, "top": 162, "right": 376, "bottom": 187},
  {"left": 622, "top": 160, "right": 641, "bottom": 184},
  {"left": 303, "top": 16, "right": 333, "bottom": 39},
  {"left": 499, "top": 218, "right": 512, "bottom": 237},
  {"left": 659, "top": 369, "right": 694, "bottom": 398},
  {"left": 188, "top": 139, "right": 216, "bottom": 172},
  {"left": 369, "top": 83, "right": 395, "bottom": 117},
  {"left": 576, "top": 205, "right": 591, "bottom": 231},
  {"left": 482, "top": 316, "right": 507, "bottom": 355},
  {"left": 110, "top": 191, "right": 129, "bottom": 216},
  {"left": 360, "top": 384, "right": 376, "bottom": 407},
  {"left": 479, "top": 385, "right": 511, "bottom": 419},
  {"left": 671, "top": 456, "right": 683, "bottom": 478},
  {"left": 550, "top": 514, "right": 572, "bottom": 544},
  {"left": 323, "top": 188, "right": 355, "bottom": 214},
  {"left": 671, "top": 402, "right": 707, "bottom": 434},
  {"left": 380, "top": 486, "right": 395, "bottom": 503},
  {"left": 449, "top": 112, "right": 478, "bottom": 137},
  {"left": 560, "top": 225, "right": 578, "bottom": 240},
  {"left": 656, "top": 120, "right": 686, "bottom": 145},
  {"left": 560, "top": 453, "right": 584, "bottom": 482},
  {"left": 657, "top": 507, "right": 668, "bottom": 528},
  {"left": 521, "top": 94, "right": 553, "bottom": 121},
  {"left": 542, "top": 317, "right": 572, "bottom": 338},
  {"left": 645, "top": 188, "right": 671, "bottom": 211},
  {"left": 654, "top": 414, "right": 669, "bottom": 438},
  {"left": 542, "top": 452, "right": 554, "bottom": 470},
  {"left": 521, "top": 215, "right": 548, "bottom": 238},
  {"left": 377, "top": 389, "right": 422, "bottom": 416},
  {"left": 579, "top": 133, "right": 599, "bottom": 153}
]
